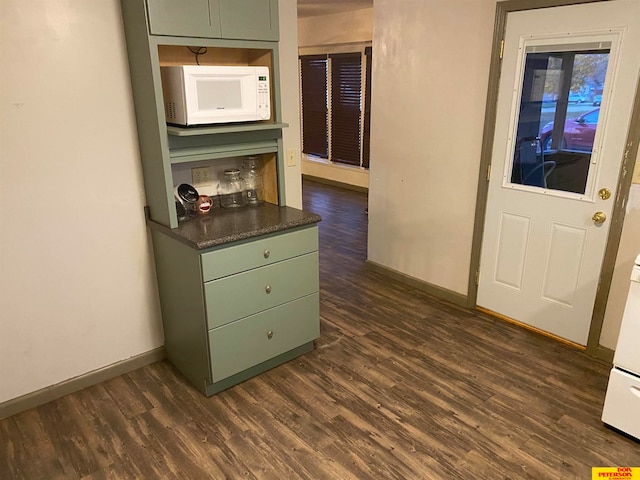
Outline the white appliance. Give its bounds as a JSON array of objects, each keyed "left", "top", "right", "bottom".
[
  {"left": 602, "top": 253, "right": 640, "bottom": 439},
  {"left": 160, "top": 65, "right": 270, "bottom": 126}
]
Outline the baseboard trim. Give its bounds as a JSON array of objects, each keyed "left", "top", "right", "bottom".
[
  {"left": 0, "top": 347, "right": 166, "bottom": 420},
  {"left": 592, "top": 345, "right": 614, "bottom": 365},
  {"left": 302, "top": 175, "right": 369, "bottom": 193},
  {"left": 366, "top": 260, "right": 468, "bottom": 307}
]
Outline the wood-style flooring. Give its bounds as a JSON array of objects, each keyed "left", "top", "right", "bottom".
[{"left": 1, "top": 179, "right": 638, "bottom": 479}]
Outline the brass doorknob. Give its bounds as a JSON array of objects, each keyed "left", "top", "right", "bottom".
[
  {"left": 598, "top": 188, "right": 612, "bottom": 200},
  {"left": 592, "top": 212, "right": 607, "bottom": 224}
]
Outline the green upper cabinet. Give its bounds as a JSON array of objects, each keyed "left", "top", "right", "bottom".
[
  {"left": 147, "top": 0, "right": 222, "bottom": 38},
  {"left": 146, "top": 0, "right": 278, "bottom": 41},
  {"left": 219, "top": 0, "right": 279, "bottom": 41}
]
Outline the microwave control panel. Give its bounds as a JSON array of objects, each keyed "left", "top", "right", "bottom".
[{"left": 257, "top": 74, "right": 270, "bottom": 120}]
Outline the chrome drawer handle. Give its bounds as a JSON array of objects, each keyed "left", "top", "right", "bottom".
[
  {"left": 267, "top": 330, "right": 274, "bottom": 339},
  {"left": 265, "top": 285, "right": 272, "bottom": 294},
  {"left": 263, "top": 249, "right": 270, "bottom": 259}
]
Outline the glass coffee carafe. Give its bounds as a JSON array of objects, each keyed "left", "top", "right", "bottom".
[
  {"left": 242, "top": 156, "right": 265, "bottom": 205},
  {"left": 219, "top": 168, "right": 246, "bottom": 208}
]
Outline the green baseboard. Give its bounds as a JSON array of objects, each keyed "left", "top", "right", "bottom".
[
  {"left": 366, "top": 260, "right": 468, "bottom": 307},
  {"left": 0, "top": 347, "right": 165, "bottom": 420},
  {"left": 591, "top": 344, "right": 615, "bottom": 365}
]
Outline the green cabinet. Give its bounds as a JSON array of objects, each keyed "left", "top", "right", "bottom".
[
  {"left": 152, "top": 225, "right": 320, "bottom": 396},
  {"left": 120, "top": 0, "right": 321, "bottom": 396},
  {"left": 121, "top": 0, "right": 285, "bottom": 229},
  {"left": 147, "top": 0, "right": 221, "bottom": 38},
  {"left": 219, "top": 0, "right": 279, "bottom": 41},
  {"left": 146, "top": 0, "right": 279, "bottom": 41}
]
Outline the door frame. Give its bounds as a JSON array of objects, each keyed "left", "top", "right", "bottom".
[{"left": 468, "top": 0, "right": 640, "bottom": 361}]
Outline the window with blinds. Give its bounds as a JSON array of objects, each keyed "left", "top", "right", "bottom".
[
  {"left": 330, "top": 53, "right": 362, "bottom": 166},
  {"left": 300, "top": 55, "right": 328, "bottom": 158},
  {"left": 300, "top": 49, "right": 371, "bottom": 168},
  {"left": 362, "top": 46, "right": 372, "bottom": 169}
]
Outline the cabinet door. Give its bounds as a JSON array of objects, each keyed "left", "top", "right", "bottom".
[
  {"left": 147, "top": 0, "right": 221, "bottom": 38},
  {"left": 218, "top": 0, "right": 279, "bottom": 41}
]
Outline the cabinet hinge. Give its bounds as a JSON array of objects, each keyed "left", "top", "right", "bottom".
[
  {"left": 487, "top": 164, "right": 492, "bottom": 181},
  {"left": 499, "top": 39, "right": 504, "bottom": 59},
  {"left": 475, "top": 270, "right": 480, "bottom": 286}
]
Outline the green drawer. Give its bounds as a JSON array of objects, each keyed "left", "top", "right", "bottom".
[
  {"left": 201, "top": 226, "right": 318, "bottom": 282},
  {"left": 204, "top": 252, "right": 318, "bottom": 329},
  {"left": 209, "top": 293, "right": 319, "bottom": 382}
]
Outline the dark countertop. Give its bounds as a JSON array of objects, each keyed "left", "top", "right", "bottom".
[{"left": 148, "top": 203, "right": 321, "bottom": 250}]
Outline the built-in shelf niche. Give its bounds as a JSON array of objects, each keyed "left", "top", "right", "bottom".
[
  {"left": 152, "top": 43, "right": 283, "bottom": 225},
  {"left": 171, "top": 152, "right": 279, "bottom": 209},
  {"left": 157, "top": 44, "right": 276, "bottom": 124}
]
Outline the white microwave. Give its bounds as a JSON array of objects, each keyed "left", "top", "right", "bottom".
[{"left": 160, "top": 65, "right": 271, "bottom": 126}]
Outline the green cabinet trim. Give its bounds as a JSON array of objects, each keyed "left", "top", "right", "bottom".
[
  {"left": 167, "top": 122, "right": 289, "bottom": 137},
  {"left": 151, "top": 231, "right": 212, "bottom": 389},
  {"left": 169, "top": 144, "right": 278, "bottom": 165},
  {"left": 121, "top": 0, "right": 177, "bottom": 227},
  {"left": 167, "top": 128, "right": 283, "bottom": 153},
  {"left": 167, "top": 129, "right": 284, "bottom": 165}
]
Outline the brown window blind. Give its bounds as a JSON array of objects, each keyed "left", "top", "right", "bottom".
[
  {"left": 300, "top": 55, "right": 328, "bottom": 158},
  {"left": 330, "top": 53, "right": 362, "bottom": 166},
  {"left": 362, "top": 47, "right": 372, "bottom": 169}
]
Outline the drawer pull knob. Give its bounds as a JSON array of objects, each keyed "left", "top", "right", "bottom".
[
  {"left": 267, "top": 330, "right": 274, "bottom": 339},
  {"left": 264, "top": 249, "right": 270, "bottom": 259},
  {"left": 265, "top": 285, "right": 272, "bottom": 294}
]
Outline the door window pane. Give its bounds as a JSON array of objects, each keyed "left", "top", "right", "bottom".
[{"left": 509, "top": 49, "right": 609, "bottom": 195}]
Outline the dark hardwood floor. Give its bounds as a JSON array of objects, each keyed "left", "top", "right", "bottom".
[{"left": 1, "top": 179, "right": 638, "bottom": 479}]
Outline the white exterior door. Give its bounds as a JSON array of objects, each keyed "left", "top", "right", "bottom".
[{"left": 477, "top": 1, "right": 640, "bottom": 345}]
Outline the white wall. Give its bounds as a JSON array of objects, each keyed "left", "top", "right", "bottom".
[
  {"left": 279, "top": 0, "right": 304, "bottom": 209},
  {"left": 0, "top": 0, "right": 164, "bottom": 403},
  {"left": 0, "top": 0, "right": 304, "bottom": 404},
  {"left": 298, "top": 8, "right": 373, "bottom": 48},
  {"left": 368, "top": 0, "right": 495, "bottom": 295},
  {"left": 298, "top": 8, "right": 373, "bottom": 188}
]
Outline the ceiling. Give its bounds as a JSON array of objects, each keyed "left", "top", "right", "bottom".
[{"left": 297, "top": 0, "right": 373, "bottom": 18}]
